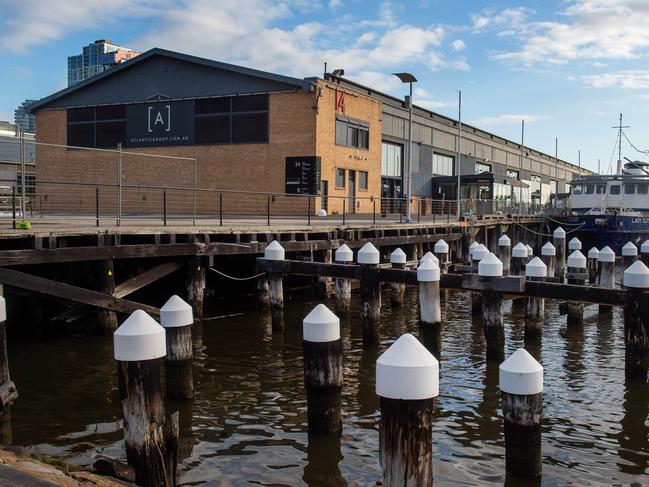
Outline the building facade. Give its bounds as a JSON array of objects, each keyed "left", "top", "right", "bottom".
[
  {"left": 31, "top": 48, "right": 591, "bottom": 216},
  {"left": 14, "top": 99, "right": 37, "bottom": 133},
  {"left": 67, "top": 39, "right": 140, "bottom": 86}
]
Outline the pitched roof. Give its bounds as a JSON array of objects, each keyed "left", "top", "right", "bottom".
[{"left": 28, "top": 47, "right": 313, "bottom": 113}]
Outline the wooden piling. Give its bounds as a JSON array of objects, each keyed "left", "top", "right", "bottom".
[
  {"left": 265, "top": 241, "right": 285, "bottom": 330},
  {"left": 623, "top": 261, "right": 649, "bottom": 381},
  {"left": 500, "top": 348, "right": 543, "bottom": 478},
  {"left": 0, "top": 297, "right": 16, "bottom": 446},
  {"left": 622, "top": 242, "right": 638, "bottom": 269},
  {"left": 302, "top": 304, "right": 343, "bottom": 434},
  {"left": 471, "top": 244, "right": 489, "bottom": 316},
  {"left": 390, "top": 248, "right": 406, "bottom": 308},
  {"left": 553, "top": 227, "right": 566, "bottom": 281},
  {"left": 358, "top": 243, "right": 381, "bottom": 343},
  {"left": 433, "top": 239, "right": 449, "bottom": 273},
  {"left": 641, "top": 240, "right": 649, "bottom": 266},
  {"left": 598, "top": 246, "right": 616, "bottom": 315},
  {"left": 525, "top": 258, "right": 547, "bottom": 340},
  {"left": 511, "top": 243, "right": 528, "bottom": 276},
  {"left": 568, "top": 237, "right": 582, "bottom": 253},
  {"left": 498, "top": 234, "right": 511, "bottom": 275},
  {"left": 480, "top": 253, "right": 505, "bottom": 361},
  {"left": 417, "top": 258, "right": 441, "bottom": 326},
  {"left": 587, "top": 247, "right": 599, "bottom": 285},
  {"left": 161, "top": 296, "right": 194, "bottom": 400},
  {"left": 376, "top": 334, "right": 438, "bottom": 486},
  {"left": 257, "top": 275, "right": 270, "bottom": 307},
  {"left": 114, "top": 311, "right": 176, "bottom": 487},
  {"left": 96, "top": 259, "right": 118, "bottom": 334},
  {"left": 335, "top": 244, "right": 353, "bottom": 315},
  {"left": 566, "top": 250, "right": 587, "bottom": 326},
  {"left": 541, "top": 242, "right": 556, "bottom": 279},
  {"left": 185, "top": 256, "right": 206, "bottom": 320}
]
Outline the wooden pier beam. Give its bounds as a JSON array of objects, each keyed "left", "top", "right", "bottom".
[
  {"left": 598, "top": 246, "right": 616, "bottom": 315},
  {"left": 389, "top": 249, "right": 406, "bottom": 308},
  {"left": 525, "top": 258, "right": 547, "bottom": 340},
  {"left": 114, "top": 311, "right": 176, "bottom": 487},
  {"left": 480, "top": 253, "right": 505, "bottom": 361},
  {"left": 161, "top": 296, "right": 194, "bottom": 400},
  {"left": 566, "top": 250, "right": 587, "bottom": 327},
  {"left": 302, "top": 304, "right": 343, "bottom": 435},
  {"left": 265, "top": 241, "right": 285, "bottom": 331},
  {"left": 377, "top": 334, "right": 438, "bottom": 486},
  {"left": 499, "top": 348, "right": 543, "bottom": 478},
  {"left": 334, "top": 244, "right": 353, "bottom": 315},
  {"left": 553, "top": 227, "right": 566, "bottom": 281},
  {"left": 587, "top": 247, "right": 599, "bottom": 285},
  {"left": 623, "top": 261, "right": 649, "bottom": 381},
  {"left": 358, "top": 243, "right": 381, "bottom": 344},
  {"left": 498, "top": 235, "right": 511, "bottom": 276}
]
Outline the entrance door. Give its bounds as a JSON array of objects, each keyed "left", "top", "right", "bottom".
[{"left": 348, "top": 170, "right": 356, "bottom": 214}]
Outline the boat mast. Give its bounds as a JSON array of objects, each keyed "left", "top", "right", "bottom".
[{"left": 612, "top": 113, "right": 630, "bottom": 175}]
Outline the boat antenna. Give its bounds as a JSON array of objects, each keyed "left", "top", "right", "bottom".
[{"left": 612, "top": 113, "right": 629, "bottom": 174}]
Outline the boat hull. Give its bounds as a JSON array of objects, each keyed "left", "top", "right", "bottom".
[{"left": 556, "top": 214, "right": 649, "bottom": 253}]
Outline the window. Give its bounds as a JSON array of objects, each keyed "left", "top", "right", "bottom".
[
  {"left": 610, "top": 185, "right": 621, "bottom": 195},
  {"left": 624, "top": 184, "right": 636, "bottom": 195},
  {"left": 432, "top": 153, "right": 454, "bottom": 176},
  {"left": 596, "top": 184, "right": 606, "bottom": 194},
  {"left": 67, "top": 105, "right": 126, "bottom": 148},
  {"left": 638, "top": 184, "right": 648, "bottom": 195},
  {"left": 550, "top": 180, "right": 557, "bottom": 194},
  {"left": 381, "top": 142, "right": 402, "bottom": 177},
  {"left": 195, "top": 95, "right": 268, "bottom": 144},
  {"left": 585, "top": 184, "right": 595, "bottom": 194},
  {"left": 475, "top": 162, "right": 491, "bottom": 174},
  {"left": 336, "top": 168, "right": 345, "bottom": 188},
  {"left": 573, "top": 185, "right": 583, "bottom": 195},
  {"left": 507, "top": 169, "right": 520, "bottom": 179},
  {"left": 359, "top": 171, "right": 368, "bottom": 190},
  {"left": 336, "top": 116, "right": 369, "bottom": 149}
]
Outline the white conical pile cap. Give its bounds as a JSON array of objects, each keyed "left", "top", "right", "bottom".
[
  {"left": 390, "top": 248, "right": 407, "bottom": 264},
  {"left": 114, "top": 310, "right": 166, "bottom": 361},
  {"left": 335, "top": 244, "right": 353, "bottom": 262},
  {"left": 0, "top": 296, "right": 6, "bottom": 323},
  {"left": 358, "top": 242, "right": 380, "bottom": 264},
  {"left": 588, "top": 247, "right": 600, "bottom": 259},
  {"left": 376, "top": 334, "right": 439, "bottom": 400},
  {"left": 420, "top": 251, "right": 439, "bottom": 266},
  {"left": 553, "top": 226, "right": 566, "bottom": 239},
  {"left": 622, "top": 242, "right": 638, "bottom": 256},
  {"left": 598, "top": 246, "right": 615, "bottom": 263},
  {"left": 499, "top": 348, "right": 543, "bottom": 395},
  {"left": 434, "top": 239, "right": 449, "bottom": 254},
  {"left": 526, "top": 244, "right": 534, "bottom": 256},
  {"left": 417, "top": 258, "right": 440, "bottom": 282},
  {"left": 624, "top": 260, "right": 649, "bottom": 288},
  {"left": 472, "top": 244, "right": 489, "bottom": 261},
  {"left": 568, "top": 237, "right": 582, "bottom": 250},
  {"left": 512, "top": 242, "right": 528, "bottom": 258},
  {"left": 567, "top": 250, "right": 587, "bottom": 269},
  {"left": 479, "top": 252, "right": 503, "bottom": 277},
  {"left": 525, "top": 257, "right": 547, "bottom": 278},
  {"left": 541, "top": 242, "right": 556, "bottom": 256},
  {"left": 160, "top": 295, "right": 193, "bottom": 327},
  {"left": 303, "top": 304, "right": 340, "bottom": 342},
  {"left": 498, "top": 234, "right": 511, "bottom": 247},
  {"left": 469, "top": 241, "right": 479, "bottom": 257},
  {"left": 264, "top": 240, "right": 285, "bottom": 261},
  {"left": 642, "top": 240, "right": 649, "bottom": 254}
]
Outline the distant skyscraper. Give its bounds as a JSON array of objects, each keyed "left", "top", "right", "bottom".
[
  {"left": 67, "top": 39, "right": 140, "bottom": 86},
  {"left": 14, "top": 99, "right": 37, "bottom": 133}
]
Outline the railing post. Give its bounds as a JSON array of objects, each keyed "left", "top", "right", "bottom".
[
  {"left": 219, "top": 192, "right": 223, "bottom": 226},
  {"left": 19, "top": 130, "right": 25, "bottom": 220},
  {"left": 418, "top": 199, "right": 421, "bottom": 222},
  {"left": 117, "top": 142, "right": 122, "bottom": 227},
  {"left": 163, "top": 189, "right": 167, "bottom": 227},
  {"left": 307, "top": 196, "right": 311, "bottom": 226},
  {"left": 267, "top": 195, "right": 271, "bottom": 226},
  {"left": 342, "top": 199, "right": 346, "bottom": 226},
  {"left": 11, "top": 186, "right": 16, "bottom": 230},
  {"left": 96, "top": 185, "right": 99, "bottom": 227},
  {"left": 192, "top": 155, "right": 197, "bottom": 227},
  {"left": 373, "top": 198, "right": 376, "bottom": 225}
]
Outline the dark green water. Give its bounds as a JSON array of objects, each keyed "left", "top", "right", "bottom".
[{"left": 6, "top": 285, "right": 649, "bottom": 486}]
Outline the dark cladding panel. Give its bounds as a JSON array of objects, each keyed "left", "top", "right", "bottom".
[{"left": 126, "top": 100, "right": 195, "bottom": 147}]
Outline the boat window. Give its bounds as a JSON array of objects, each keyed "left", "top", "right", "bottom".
[
  {"left": 610, "top": 185, "right": 621, "bottom": 195},
  {"left": 624, "top": 184, "right": 636, "bottom": 195},
  {"left": 572, "top": 185, "right": 583, "bottom": 195},
  {"left": 596, "top": 184, "right": 606, "bottom": 194},
  {"left": 638, "top": 184, "right": 648, "bottom": 195},
  {"left": 585, "top": 185, "right": 595, "bottom": 194}
]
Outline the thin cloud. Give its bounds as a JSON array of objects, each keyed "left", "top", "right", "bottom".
[{"left": 581, "top": 70, "right": 649, "bottom": 89}]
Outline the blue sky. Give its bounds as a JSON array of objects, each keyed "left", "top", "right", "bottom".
[{"left": 2, "top": 0, "right": 649, "bottom": 173}]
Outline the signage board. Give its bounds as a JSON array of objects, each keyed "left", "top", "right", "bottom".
[
  {"left": 126, "top": 100, "right": 195, "bottom": 147},
  {"left": 285, "top": 156, "right": 321, "bottom": 195}
]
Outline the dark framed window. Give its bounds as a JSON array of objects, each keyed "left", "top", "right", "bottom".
[
  {"left": 638, "top": 184, "right": 648, "bottom": 195},
  {"left": 596, "top": 184, "right": 606, "bottom": 194},
  {"left": 67, "top": 106, "right": 126, "bottom": 148},
  {"left": 610, "top": 185, "right": 621, "bottom": 195},
  {"left": 624, "top": 184, "right": 636, "bottom": 195},
  {"left": 359, "top": 171, "right": 368, "bottom": 190},
  {"left": 336, "top": 168, "right": 345, "bottom": 188},
  {"left": 335, "top": 115, "right": 369, "bottom": 149},
  {"left": 194, "top": 95, "right": 268, "bottom": 145},
  {"left": 585, "top": 184, "right": 595, "bottom": 194}
]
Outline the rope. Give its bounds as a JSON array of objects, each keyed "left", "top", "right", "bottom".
[
  {"left": 209, "top": 267, "right": 265, "bottom": 281},
  {"left": 545, "top": 216, "right": 583, "bottom": 226},
  {"left": 622, "top": 131, "right": 649, "bottom": 155},
  {"left": 503, "top": 216, "right": 585, "bottom": 237}
]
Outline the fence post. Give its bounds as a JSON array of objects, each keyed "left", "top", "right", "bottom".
[
  {"left": 219, "top": 192, "right": 223, "bottom": 226},
  {"left": 342, "top": 199, "right": 346, "bottom": 226},
  {"left": 96, "top": 185, "right": 99, "bottom": 227},
  {"left": 267, "top": 195, "right": 271, "bottom": 226},
  {"left": 163, "top": 189, "right": 167, "bottom": 227},
  {"left": 19, "top": 131, "right": 25, "bottom": 220},
  {"left": 373, "top": 198, "right": 376, "bottom": 225},
  {"left": 11, "top": 186, "right": 16, "bottom": 230},
  {"left": 117, "top": 143, "right": 122, "bottom": 227},
  {"left": 307, "top": 196, "right": 311, "bottom": 226},
  {"left": 192, "top": 155, "right": 197, "bottom": 227}
]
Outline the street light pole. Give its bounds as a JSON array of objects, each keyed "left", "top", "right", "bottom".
[
  {"left": 456, "top": 90, "right": 462, "bottom": 219},
  {"left": 393, "top": 72, "right": 417, "bottom": 223}
]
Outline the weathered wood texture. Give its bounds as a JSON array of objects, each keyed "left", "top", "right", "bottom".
[
  {"left": 499, "top": 246, "right": 511, "bottom": 275},
  {"left": 524, "top": 277, "right": 544, "bottom": 339},
  {"left": 419, "top": 281, "right": 441, "bottom": 326},
  {"left": 95, "top": 260, "right": 118, "bottom": 334},
  {"left": 359, "top": 264, "right": 381, "bottom": 343},
  {"left": 268, "top": 273, "right": 284, "bottom": 331},
  {"left": 303, "top": 339, "right": 343, "bottom": 434},
  {"left": 587, "top": 258, "right": 598, "bottom": 285},
  {"left": 554, "top": 236, "right": 566, "bottom": 280},
  {"left": 115, "top": 261, "right": 183, "bottom": 299},
  {"left": 335, "top": 278, "right": 352, "bottom": 315},
  {"left": 624, "top": 287, "right": 649, "bottom": 382},
  {"left": 165, "top": 326, "right": 193, "bottom": 400},
  {"left": 0, "top": 320, "right": 15, "bottom": 446},
  {"left": 502, "top": 391, "right": 543, "bottom": 478},
  {"left": 511, "top": 256, "right": 525, "bottom": 277},
  {"left": 599, "top": 260, "right": 615, "bottom": 314},
  {"left": 257, "top": 276, "right": 270, "bottom": 307},
  {"left": 541, "top": 254, "right": 556, "bottom": 280},
  {"left": 379, "top": 397, "right": 434, "bottom": 487},
  {"left": 566, "top": 266, "right": 585, "bottom": 327},
  {"left": 185, "top": 257, "right": 206, "bottom": 319},
  {"left": 391, "top": 262, "right": 405, "bottom": 307},
  {"left": 482, "top": 289, "right": 504, "bottom": 361}
]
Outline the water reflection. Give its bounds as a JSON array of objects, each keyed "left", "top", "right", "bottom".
[
  {"left": 617, "top": 381, "right": 649, "bottom": 476},
  {"left": 303, "top": 433, "right": 346, "bottom": 486}
]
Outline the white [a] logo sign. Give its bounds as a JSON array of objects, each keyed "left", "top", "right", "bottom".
[{"left": 148, "top": 105, "right": 171, "bottom": 133}]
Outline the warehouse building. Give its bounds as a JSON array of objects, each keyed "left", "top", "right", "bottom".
[{"left": 28, "top": 47, "right": 591, "bottom": 216}]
